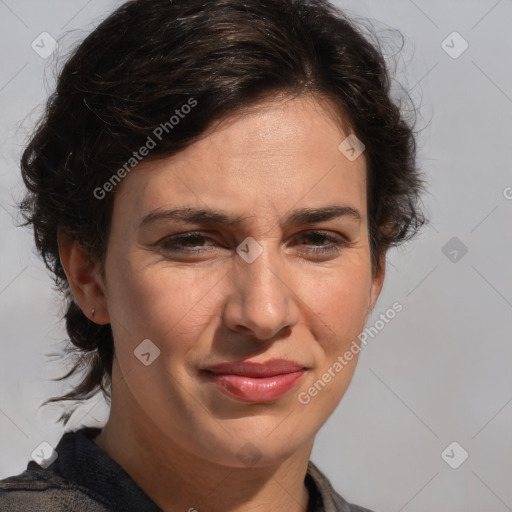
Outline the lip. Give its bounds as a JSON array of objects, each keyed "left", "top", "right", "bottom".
[
  {"left": 201, "top": 358, "right": 307, "bottom": 402},
  {"left": 203, "top": 358, "right": 305, "bottom": 377}
]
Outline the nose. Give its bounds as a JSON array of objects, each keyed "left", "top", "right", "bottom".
[{"left": 222, "top": 245, "right": 300, "bottom": 341}]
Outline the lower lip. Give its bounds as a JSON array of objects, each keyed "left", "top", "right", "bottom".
[{"left": 202, "top": 370, "right": 305, "bottom": 402}]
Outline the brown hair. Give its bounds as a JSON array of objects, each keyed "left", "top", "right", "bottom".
[{"left": 19, "top": 0, "right": 425, "bottom": 425}]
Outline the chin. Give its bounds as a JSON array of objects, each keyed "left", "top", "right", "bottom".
[{"left": 187, "top": 422, "right": 309, "bottom": 468}]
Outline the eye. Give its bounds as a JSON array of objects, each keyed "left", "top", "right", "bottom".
[
  {"left": 156, "top": 230, "right": 349, "bottom": 261},
  {"left": 158, "top": 232, "right": 222, "bottom": 256},
  {"left": 290, "top": 230, "right": 349, "bottom": 258}
]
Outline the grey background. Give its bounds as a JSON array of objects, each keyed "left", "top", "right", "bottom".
[{"left": 1, "top": 1, "right": 511, "bottom": 511}]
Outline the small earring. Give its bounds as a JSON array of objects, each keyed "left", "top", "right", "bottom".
[{"left": 91, "top": 308, "right": 95, "bottom": 317}]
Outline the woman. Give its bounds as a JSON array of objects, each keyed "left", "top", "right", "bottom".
[{"left": 0, "top": 0, "right": 424, "bottom": 510}]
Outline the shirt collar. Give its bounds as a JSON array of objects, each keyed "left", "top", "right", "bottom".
[
  {"left": 54, "top": 426, "right": 161, "bottom": 511},
  {"left": 51, "top": 426, "right": 350, "bottom": 512}
]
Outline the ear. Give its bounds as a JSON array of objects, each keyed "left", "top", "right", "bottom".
[
  {"left": 368, "top": 253, "right": 386, "bottom": 313},
  {"left": 57, "top": 231, "right": 110, "bottom": 325}
]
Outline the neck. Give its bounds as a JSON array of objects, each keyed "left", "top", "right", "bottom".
[{"left": 93, "top": 373, "right": 313, "bottom": 512}]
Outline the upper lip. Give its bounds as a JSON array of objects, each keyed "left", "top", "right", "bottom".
[{"left": 202, "top": 358, "right": 306, "bottom": 378}]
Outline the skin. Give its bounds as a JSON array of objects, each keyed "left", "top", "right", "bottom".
[{"left": 58, "top": 94, "right": 385, "bottom": 512}]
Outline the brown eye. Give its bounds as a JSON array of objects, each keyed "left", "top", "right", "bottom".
[
  {"left": 292, "top": 230, "right": 349, "bottom": 256},
  {"left": 158, "top": 232, "right": 220, "bottom": 255}
]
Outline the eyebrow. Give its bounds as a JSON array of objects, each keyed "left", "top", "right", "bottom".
[{"left": 139, "top": 205, "right": 361, "bottom": 229}]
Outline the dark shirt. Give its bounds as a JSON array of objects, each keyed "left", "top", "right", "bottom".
[{"left": 0, "top": 427, "right": 376, "bottom": 512}]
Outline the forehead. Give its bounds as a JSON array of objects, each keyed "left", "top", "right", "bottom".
[{"left": 113, "top": 95, "right": 367, "bottom": 228}]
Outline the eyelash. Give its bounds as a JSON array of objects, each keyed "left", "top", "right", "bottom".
[{"left": 158, "top": 230, "right": 349, "bottom": 258}]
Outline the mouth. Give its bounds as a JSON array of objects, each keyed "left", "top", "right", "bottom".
[{"left": 200, "top": 358, "right": 307, "bottom": 403}]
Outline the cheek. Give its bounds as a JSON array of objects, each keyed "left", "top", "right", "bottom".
[
  {"left": 105, "top": 256, "right": 225, "bottom": 345},
  {"left": 301, "top": 261, "right": 372, "bottom": 349},
  {"left": 295, "top": 269, "right": 371, "bottom": 416},
  {"left": 104, "top": 238, "right": 372, "bottom": 356}
]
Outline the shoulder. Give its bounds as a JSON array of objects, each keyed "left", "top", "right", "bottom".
[
  {"left": 345, "top": 505, "right": 379, "bottom": 512},
  {"left": 0, "top": 462, "right": 112, "bottom": 512},
  {"left": 307, "top": 460, "right": 379, "bottom": 512}
]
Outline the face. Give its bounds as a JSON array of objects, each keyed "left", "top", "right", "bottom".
[{"left": 99, "top": 95, "right": 384, "bottom": 467}]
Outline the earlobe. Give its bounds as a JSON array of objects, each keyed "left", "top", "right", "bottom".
[
  {"left": 368, "top": 254, "right": 386, "bottom": 313},
  {"left": 57, "top": 231, "right": 110, "bottom": 325}
]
